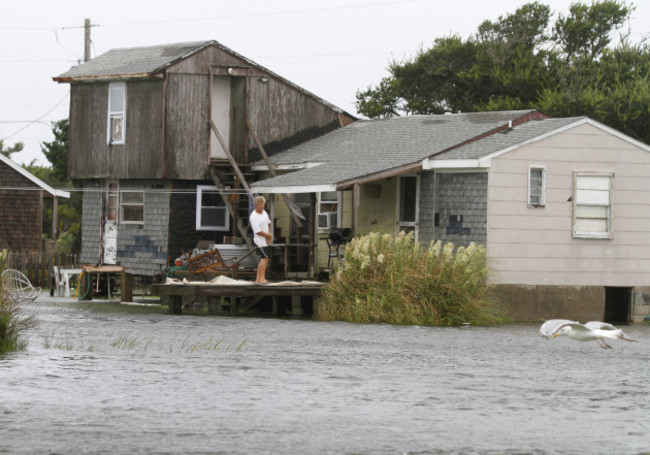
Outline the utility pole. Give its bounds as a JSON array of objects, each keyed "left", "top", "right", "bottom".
[{"left": 84, "top": 18, "right": 91, "bottom": 62}]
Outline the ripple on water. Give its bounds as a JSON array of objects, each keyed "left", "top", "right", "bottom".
[{"left": 1, "top": 297, "right": 649, "bottom": 455}]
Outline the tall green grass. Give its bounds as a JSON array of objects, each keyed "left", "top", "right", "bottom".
[
  {"left": 0, "top": 250, "right": 38, "bottom": 352},
  {"left": 318, "top": 232, "right": 510, "bottom": 326}
]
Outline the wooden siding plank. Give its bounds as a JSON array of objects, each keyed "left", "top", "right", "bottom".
[{"left": 166, "top": 74, "right": 210, "bottom": 180}]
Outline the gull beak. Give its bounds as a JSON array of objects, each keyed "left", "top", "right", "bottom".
[{"left": 552, "top": 333, "right": 560, "bottom": 338}]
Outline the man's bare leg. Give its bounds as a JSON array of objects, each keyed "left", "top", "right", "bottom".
[{"left": 256, "top": 258, "right": 269, "bottom": 284}]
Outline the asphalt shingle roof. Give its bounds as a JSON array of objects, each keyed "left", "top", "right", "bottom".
[
  {"left": 54, "top": 41, "right": 211, "bottom": 80},
  {"left": 430, "top": 116, "right": 584, "bottom": 161},
  {"left": 252, "top": 110, "right": 578, "bottom": 191}
]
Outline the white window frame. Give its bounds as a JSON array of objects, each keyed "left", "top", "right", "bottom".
[
  {"left": 196, "top": 185, "right": 230, "bottom": 231},
  {"left": 107, "top": 82, "right": 126, "bottom": 144},
  {"left": 120, "top": 190, "right": 144, "bottom": 225},
  {"left": 317, "top": 191, "right": 341, "bottom": 230},
  {"left": 528, "top": 165, "right": 546, "bottom": 207},
  {"left": 573, "top": 171, "right": 613, "bottom": 239}
]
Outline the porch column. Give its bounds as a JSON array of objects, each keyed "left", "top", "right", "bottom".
[{"left": 351, "top": 183, "right": 360, "bottom": 237}]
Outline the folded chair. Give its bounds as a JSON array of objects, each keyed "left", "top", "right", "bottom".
[{"left": 1, "top": 269, "right": 41, "bottom": 302}]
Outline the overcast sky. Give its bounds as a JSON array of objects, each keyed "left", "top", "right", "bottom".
[{"left": 1, "top": 0, "right": 648, "bottom": 167}]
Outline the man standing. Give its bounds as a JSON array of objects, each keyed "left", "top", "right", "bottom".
[{"left": 250, "top": 195, "right": 272, "bottom": 284}]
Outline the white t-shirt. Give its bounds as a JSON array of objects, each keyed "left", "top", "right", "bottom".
[{"left": 250, "top": 209, "right": 271, "bottom": 248}]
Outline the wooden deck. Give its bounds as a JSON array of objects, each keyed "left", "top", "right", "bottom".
[{"left": 150, "top": 279, "right": 323, "bottom": 317}]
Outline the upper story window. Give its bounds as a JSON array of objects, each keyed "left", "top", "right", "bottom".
[
  {"left": 121, "top": 190, "right": 144, "bottom": 224},
  {"left": 528, "top": 166, "right": 546, "bottom": 207},
  {"left": 318, "top": 191, "right": 341, "bottom": 229},
  {"left": 196, "top": 185, "right": 230, "bottom": 231},
  {"left": 573, "top": 172, "right": 613, "bottom": 239},
  {"left": 108, "top": 82, "right": 126, "bottom": 144}
]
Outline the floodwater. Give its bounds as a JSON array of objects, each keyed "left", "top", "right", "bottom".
[{"left": 1, "top": 295, "right": 649, "bottom": 455}]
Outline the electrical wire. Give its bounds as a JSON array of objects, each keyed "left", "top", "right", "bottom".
[{"left": 0, "top": 91, "right": 70, "bottom": 142}]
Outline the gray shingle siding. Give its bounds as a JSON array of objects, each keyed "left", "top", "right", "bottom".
[
  {"left": 79, "top": 180, "right": 170, "bottom": 276},
  {"left": 431, "top": 172, "right": 487, "bottom": 247},
  {"left": 116, "top": 180, "right": 170, "bottom": 276},
  {"left": 80, "top": 181, "right": 102, "bottom": 264}
]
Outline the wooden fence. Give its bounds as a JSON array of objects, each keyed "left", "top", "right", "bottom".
[{"left": 5, "top": 251, "right": 79, "bottom": 288}]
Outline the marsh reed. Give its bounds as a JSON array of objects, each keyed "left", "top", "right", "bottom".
[{"left": 318, "top": 232, "right": 509, "bottom": 326}]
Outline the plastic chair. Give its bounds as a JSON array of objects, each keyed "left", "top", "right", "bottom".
[
  {"left": 327, "top": 227, "right": 351, "bottom": 269},
  {"left": 1, "top": 269, "right": 41, "bottom": 302},
  {"left": 51, "top": 266, "right": 66, "bottom": 297}
]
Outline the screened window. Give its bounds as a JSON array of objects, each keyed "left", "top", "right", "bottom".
[
  {"left": 196, "top": 185, "right": 230, "bottom": 231},
  {"left": 573, "top": 172, "right": 613, "bottom": 239},
  {"left": 318, "top": 191, "right": 340, "bottom": 229},
  {"left": 121, "top": 191, "right": 144, "bottom": 224},
  {"left": 528, "top": 166, "right": 546, "bottom": 206},
  {"left": 108, "top": 82, "right": 126, "bottom": 144}
]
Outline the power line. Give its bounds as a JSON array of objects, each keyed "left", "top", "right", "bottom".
[{"left": 0, "top": 91, "right": 69, "bottom": 142}]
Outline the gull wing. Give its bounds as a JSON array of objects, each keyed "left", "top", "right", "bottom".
[
  {"left": 585, "top": 321, "right": 617, "bottom": 331},
  {"left": 585, "top": 321, "right": 638, "bottom": 343},
  {"left": 539, "top": 319, "right": 578, "bottom": 338}
]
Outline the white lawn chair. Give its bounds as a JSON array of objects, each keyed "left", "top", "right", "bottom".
[
  {"left": 1, "top": 269, "right": 41, "bottom": 302},
  {"left": 51, "top": 266, "right": 66, "bottom": 297}
]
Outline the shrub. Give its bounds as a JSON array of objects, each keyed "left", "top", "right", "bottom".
[
  {"left": 318, "top": 231, "right": 510, "bottom": 326},
  {"left": 0, "top": 250, "right": 38, "bottom": 352}
]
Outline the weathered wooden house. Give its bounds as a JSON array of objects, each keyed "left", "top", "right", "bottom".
[
  {"left": 0, "top": 153, "right": 70, "bottom": 253},
  {"left": 251, "top": 110, "right": 650, "bottom": 322},
  {"left": 53, "top": 41, "right": 354, "bottom": 276}
]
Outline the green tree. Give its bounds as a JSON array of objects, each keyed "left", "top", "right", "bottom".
[
  {"left": 0, "top": 140, "right": 24, "bottom": 157},
  {"left": 31, "top": 119, "right": 81, "bottom": 254},
  {"left": 355, "top": 1, "right": 649, "bottom": 144},
  {"left": 41, "top": 119, "right": 69, "bottom": 182},
  {"left": 553, "top": 0, "right": 633, "bottom": 60}
]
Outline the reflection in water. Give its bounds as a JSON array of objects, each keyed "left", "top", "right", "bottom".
[{"left": 1, "top": 295, "right": 649, "bottom": 455}]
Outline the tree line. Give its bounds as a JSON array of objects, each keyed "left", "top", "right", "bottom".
[{"left": 356, "top": 1, "right": 649, "bottom": 144}]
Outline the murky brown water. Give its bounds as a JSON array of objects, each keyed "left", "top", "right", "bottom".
[{"left": 1, "top": 294, "right": 649, "bottom": 455}]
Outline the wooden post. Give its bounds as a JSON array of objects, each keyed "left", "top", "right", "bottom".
[
  {"left": 207, "top": 296, "right": 219, "bottom": 315},
  {"left": 229, "top": 297, "right": 239, "bottom": 315},
  {"left": 169, "top": 295, "right": 183, "bottom": 314},
  {"left": 291, "top": 295, "right": 302, "bottom": 317},
  {"left": 351, "top": 183, "right": 360, "bottom": 237},
  {"left": 120, "top": 272, "right": 133, "bottom": 303},
  {"left": 272, "top": 296, "right": 279, "bottom": 315},
  {"left": 51, "top": 197, "right": 59, "bottom": 240}
]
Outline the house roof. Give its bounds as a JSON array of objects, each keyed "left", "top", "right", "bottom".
[
  {"left": 53, "top": 40, "right": 350, "bottom": 116},
  {"left": 0, "top": 154, "right": 70, "bottom": 198},
  {"left": 53, "top": 41, "right": 212, "bottom": 81},
  {"left": 250, "top": 110, "right": 547, "bottom": 193},
  {"left": 423, "top": 116, "right": 584, "bottom": 168}
]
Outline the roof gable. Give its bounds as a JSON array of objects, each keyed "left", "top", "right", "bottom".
[
  {"left": 53, "top": 40, "right": 351, "bottom": 116},
  {"left": 0, "top": 154, "right": 70, "bottom": 198}
]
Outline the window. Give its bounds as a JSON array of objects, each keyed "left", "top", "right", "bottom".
[
  {"left": 528, "top": 166, "right": 546, "bottom": 206},
  {"left": 108, "top": 82, "right": 126, "bottom": 144},
  {"left": 196, "top": 185, "right": 230, "bottom": 231},
  {"left": 318, "top": 191, "right": 340, "bottom": 229},
  {"left": 573, "top": 172, "right": 613, "bottom": 239},
  {"left": 121, "top": 190, "right": 144, "bottom": 224}
]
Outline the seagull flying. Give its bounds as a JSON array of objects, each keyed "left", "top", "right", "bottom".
[{"left": 539, "top": 319, "right": 637, "bottom": 349}]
